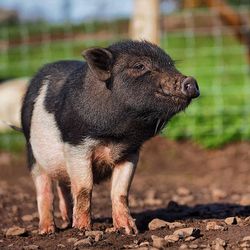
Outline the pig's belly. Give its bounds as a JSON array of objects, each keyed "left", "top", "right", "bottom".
[{"left": 30, "top": 84, "right": 67, "bottom": 179}]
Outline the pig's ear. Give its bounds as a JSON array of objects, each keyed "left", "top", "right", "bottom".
[{"left": 82, "top": 48, "right": 113, "bottom": 81}]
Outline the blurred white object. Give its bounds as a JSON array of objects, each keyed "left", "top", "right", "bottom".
[{"left": 0, "top": 78, "right": 29, "bottom": 131}]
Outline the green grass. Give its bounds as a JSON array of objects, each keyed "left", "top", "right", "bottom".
[
  {"left": 0, "top": 131, "right": 25, "bottom": 153},
  {"left": 0, "top": 29, "right": 249, "bottom": 151},
  {"left": 161, "top": 33, "right": 250, "bottom": 148}
]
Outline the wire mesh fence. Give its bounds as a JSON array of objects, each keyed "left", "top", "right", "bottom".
[{"left": 0, "top": 0, "right": 249, "bottom": 149}]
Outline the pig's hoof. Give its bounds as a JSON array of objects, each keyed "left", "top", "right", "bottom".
[
  {"left": 73, "top": 217, "right": 91, "bottom": 231},
  {"left": 39, "top": 223, "right": 56, "bottom": 235},
  {"left": 113, "top": 214, "right": 138, "bottom": 235}
]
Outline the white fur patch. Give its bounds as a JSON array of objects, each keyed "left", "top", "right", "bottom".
[
  {"left": 30, "top": 83, "right": 67, "bottom": 179},
  {"left": 111, "top": 155, "right": 138, "bottom": 201}
]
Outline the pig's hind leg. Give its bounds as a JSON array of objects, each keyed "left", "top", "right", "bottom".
[
  {"left": 111, "top": 154, "right": 138, "bottom": 234},
  {"left": 31, "top": 164, "right": 55, "bottom": 234},
  {"left": 57, "top": 181, "right": 73, "bottom": 228}
]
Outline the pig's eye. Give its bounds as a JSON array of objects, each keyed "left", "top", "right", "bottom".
[{"left": 132, "top": 63, "right": 145, "bottom": 71}]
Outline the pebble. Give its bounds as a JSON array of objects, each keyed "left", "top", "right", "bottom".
[
  {"left": 179, "top": 244, "right": 188, "bottom": 249},
  {"left": 172, "top": 194, "right": 194, "bottom": 205},
  {"left": 5, "top": 226, "right": 27, "bottom": 236},
  {"left": 11, "top": 205, "right": 18, "bottom": 214},
  {"left": 242, "top": 236, "right": 250, "bottom": 241},
  {"left": 139, "top": 241, "right": 149, "bottom": 247},
  {"left": 177, "top": 187, "right": 191, "bottom": 196},
  {"left": 240, "top": 241, "right": 250, "bottom": 248},
  {"left": 67, "top": 238, "right": 78, "bottom": 244},
  {"left": 224, "top": 217, "right": 237, "bottom": 225},
  {"left": 166, "top": 221, "right": 185, "bottom": 229},
  {"left": 185, "top": 236, "right": 196, "bottom": 242},
  {"left": 105, "top": 227, "right": 117, "bottom": 233},
  {"left": 206, "top": 221, "right": 225, "bottom": 231},
  {"left": 164, "top": 234, "right": 179, "bottom": 242},
  {"left": 151, "top": 235, "right": 166, "bottom": 249},
  {"left": 240, "top": 194, "right": 250, "bottom": 205},
  {"left": 212, "top": 238, "right": 226, "bottom": 247},
  {"left": 144, "top": 197, "right": 163, "bottom": 206},
  {"left": 173, "top": 227, "right": 200, "bottom": 238},
  {"left": 57, "top": 244, "right": 65, "bottom": 248},
  {"left": 123, "top": 243, "right": 138, "bottom": 249},
  {"left": 189, "top": 244, "right": 198, "bottom": 249},
  {"left": 22, "top": 214, "right": 34, "bottom": 222},
  {"left": 148, "top": 218, "right": 168, "bottom": 230},
  {"left": 85, "top": 230, "right": 103, "bottom": 242},
  {"left": 22, "top": 245, "right": 39, "bottom": 250},
  {"left": 74, "top": 237, "right": 92, "bottom": 247},
  {"left": 211, "top": 188, "right": 227, "bottom": 200}
]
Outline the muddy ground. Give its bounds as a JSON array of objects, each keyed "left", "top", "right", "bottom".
[{"left": 1, "top": 136, "right": 250, "bottom": 249}]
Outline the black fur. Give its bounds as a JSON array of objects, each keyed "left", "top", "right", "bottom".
[{"left": 21, "top": 40, "right": 198, "bottom": 170}]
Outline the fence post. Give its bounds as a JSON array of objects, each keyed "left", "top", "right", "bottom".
[{"left": 130, "top": 0, "right": 160, "bottom": 45}]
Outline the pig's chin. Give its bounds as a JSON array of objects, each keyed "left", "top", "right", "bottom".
[{"left": 156, "top": 91, "right": 191, "bottom": 113}]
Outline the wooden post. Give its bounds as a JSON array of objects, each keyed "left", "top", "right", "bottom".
[
  {"left": 204, "top": 0, "right": 250, "bottom": 66},
  {"left": 130, "top": 0, "right": 160, "bottom": 45}
]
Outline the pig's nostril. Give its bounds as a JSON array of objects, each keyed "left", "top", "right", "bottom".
[{"left": 181, "top": 77, "right": 200, "bottom": 99}]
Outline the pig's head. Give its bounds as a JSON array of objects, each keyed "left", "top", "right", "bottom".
[{"left": 83, "top": 40, "right": 199, "bottom": 123}]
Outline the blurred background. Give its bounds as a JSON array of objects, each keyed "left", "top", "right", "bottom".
[{"left": 0, "top": 0, "right": 250, "bottom": 151}]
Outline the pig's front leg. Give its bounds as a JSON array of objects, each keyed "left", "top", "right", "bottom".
[
  {"left": 64, "top": 144, "right": 93, "bottom": 230},
  {"left": 111, "top": 154, "right": 138, "bottom": 234}
]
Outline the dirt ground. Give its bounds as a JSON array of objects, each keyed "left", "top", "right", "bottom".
[{"left": 1, "top": 136, "right": 250, "bottom": 249}]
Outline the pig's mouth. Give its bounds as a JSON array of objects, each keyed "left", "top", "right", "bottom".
[{"left": 156, "top": 85, "right": 189, "bottom": 102}]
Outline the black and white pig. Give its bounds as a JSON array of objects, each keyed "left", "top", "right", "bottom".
[{"left": 21, "top": 40, "right": 199, "bottom": 235}]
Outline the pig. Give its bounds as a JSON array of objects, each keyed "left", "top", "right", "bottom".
[{"left": 21, "top": 40, "right": 199, "bottom": 235}]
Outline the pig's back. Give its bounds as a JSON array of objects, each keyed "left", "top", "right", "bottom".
[{"left": 21, "top": 60, "right": 83, "bottom": 140}]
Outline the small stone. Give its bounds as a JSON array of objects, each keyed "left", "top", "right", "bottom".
[
  {"left": 11, "top": 205, "right": 19, "bottom": 214},
  {"left": 224, "top": 217, "right": 237, "bottom": 225},
  {"left": 245, "top": 216, "right": 250, "bottom": 222},
  {"left": 189, "top": 244, "right": 198, "bottom": 249},
  {"left": 166, "top": 221, "right": 185, "bottom": 229},
  {"left": 85, "top": 230, "right": 103, "bottom": 242},
  {"left": 242, "top": 236, "right": 250, "bottom": 241},
  {"left": 32, "top": 212, "right": 39, "bottom": 218},
  {"left": 148, "top": 218, "right": 168, "bottom": 230},
  {"left": 185, "top": 236, "right": 196, "bottom": 242},
  {"left": 5, "top": 226, "right": 27, "bottom": 236},
  {"left": 164, "top": 234, "right": 179, "bottom": 242},
  {"left": 74, "top": 237, "right": 92, "bottom": 247},
  {"left": 241, "top": 241, "right": 250, "bottom": 248},
  {"left": 177, "top": 187, "right": 191, "bottom": 196},
  {"left": 206, "top": 221, "right": 225, "bottom": 231},
  {"left": 212, "top": 238, "right": 226, "bottom": 247},
  {"left": 211, "top": 189, "right": 227, "bottom": 200},
  {"left": 22, "top": 245, "right": 39, "bottom": 250},
  {"left": 57, "top": 244, "right": 65, "bottom": 248},
  {"left": 123, "top": 243, "right": 138, "bottom": 248},
  {"left": 240, "top": 194, "right": 250, "bottom": 205},
  {"left": 105, "top": 227, "right": 116, "bottom": 233},
  {"left": 67, "top": 238, "right": 78, "bottom": 244},
  {"left": 31, "top": 230, "right": 38, "bottom": 235},
  {"left": 173, "top": 227, "right": 200, "bottom": 239},
  {"left": 139, "top": 241, "right": 149, "bottom": 247},
  {"left": 179, "top": 244, "right": 188, "bottom": 249},
  {"left": 22, "top": 214, "right": 33, "bottom": 222},
  {"left": 144, "top": 198, "right": 163, "bottom": 206},
  {"left": 151, "top": 235, "right": 166, "bottom": 249}
]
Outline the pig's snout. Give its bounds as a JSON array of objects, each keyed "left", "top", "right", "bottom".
[{"left": 181, "top": 77, "right": 200, "bottom": 99}]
